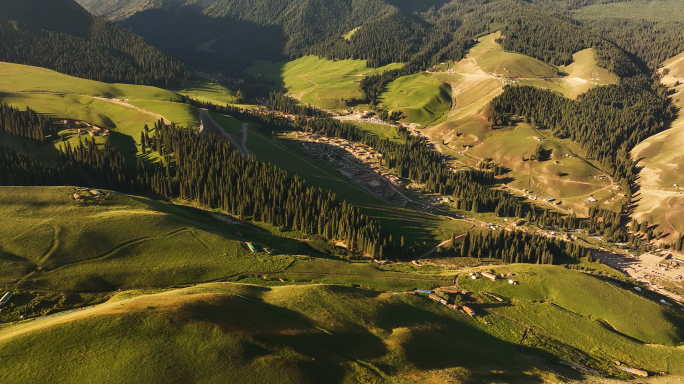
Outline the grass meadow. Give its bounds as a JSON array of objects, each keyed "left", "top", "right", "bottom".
[
  {"left": 248, "top": 56, "right": 403, "bottom": 110},
  {"left": 0, "top": 283, "right": 570, "bottom": 383},
  {"left": 350, "top": 122, "right": 406, "bottom": 143},
  {"left": 459, "top": 264, "right": 684, "bottom": 375},
  {"left": 379, "top": 73, "right": 452, "bottom": 126},
  {"left": 631, "top": 52, "right": 684, "bottom": 240},
  {"left": 0, "top": 187, "right": 300, "bottom": 291},
  {"left": 0, "top": 62, "right": 234, "bottom": 164}
]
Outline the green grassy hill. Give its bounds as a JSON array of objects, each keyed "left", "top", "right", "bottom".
[
  {"left": 555, "top": 49, "right": 618, "bottom": 99},
  {"left": 0, "top": 62, "right": 231, "bottom": 163},
  {"left": 0, "top": 187, "right": 289, "bottom": 292},
  {"left": 2, "top": 271, "right": 684, "bottom": 383},
  {"left": 464, "top": 123, "right": 620, "bottom": 213},
  {"left": 424, "top": 33, "right": 623, "bottom": 214},
  {"left": 462, "top": 265, "right": 684, "bottom": 345},
  {"left": 631, "top": 51, "right": 684, "bottom": 240},
  {"left": 0, "top": 282, "right": 612, "bottom": 383},
  {"left": 248, "top": 56, "right": 403, "bottom": 111},
  {"left": 379, "top": 73, "right": 452, "bottom": 126},
  {"left": 0, "top": 186, "right": 455, "bottom": 295},
  {"left": 0, "top": 61, "right": 232, "bottom": 118},
  {"left": 0, "top": 92, "right": 159, "bottom": 162},
  {"left": 470, "top": 32, "right": 558, "bottom": 79},
  {"left": 0, "top": 62, "right": 177, "bottom": 99},
  {"left": 460, "top": 264, "right": 684, "bottom": 374}
]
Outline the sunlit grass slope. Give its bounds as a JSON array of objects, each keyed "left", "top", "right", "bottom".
[
  {"left": 0, "top": 187, "right": 296, "bottom": 291},
  {"left": 0, "top": 61, "right": 206, "bottom": 163},
  {"left": 462, "top": 264, "right": 684, "bottom": 345},
  {"left": 0, "top": 92, "right": 158, "bottom": 163},
  {"left": 464, "top": 123, "right": 618, "bottom": 212},
  {"left": 461, "top": 264, "right": 684, "bottom": 375},
  {"left": 248, "top": 56, "right": 403, "bottom": 110},
  {"left": 0, "top": 283, "right": 565, "bottom": 384},
  {"left": 0, "top": 61, "right": 177, "bottom": 100},
  {"left": 424, "top": 33, "right": 622, "bottom": 213},
  {"left": 379, "top": 73, "right": 451, "bottom": 126},
  {"left": 0, "top": 186, "right": 459, "bottom": 293},
  {"left": 631, "top": 51, "right": 684, "bottom": 240}
]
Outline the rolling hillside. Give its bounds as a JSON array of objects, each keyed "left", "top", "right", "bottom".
[
  {"left": 0, "top": 61, "right": 236, "bottom": 164},
  {"left": 0, "top": 187, "right": 289, "bottom": 291},
  {"left": 5, "top": 1, "right": 684, "bottom": 381},
  {"left": 1, "top": 268, "right": 683, "bottom": 382},
  {"left": 424, "top": 32, "right": 621, "bottom": 214},
  {"left": 79, "top": 0, "right": 442, "bottom": 72},
  {"left": 0, "top": 187, "right": 455, "bottom": 293},
  {"left": 379, "top": 73, "right": 452, "bottom": 126},
  {"left": 0, "top": 283, "right": 532, "bottom": 383},
  {"left": 248, "top": 56, "right": 403, "bottom": 111},
  {"left": 631, "top": 51, "right": 684, "bottom": 240}
]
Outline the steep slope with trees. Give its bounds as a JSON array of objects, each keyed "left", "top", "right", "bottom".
[
  {"left": 489, "top": 76, "right": 674, "bottom": 191},
  {"left": 0, "top": 0, "right": 187, "bottom": 86}
]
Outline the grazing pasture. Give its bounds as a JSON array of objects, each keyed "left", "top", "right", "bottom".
[{"left": 631, "top": 51, "right": 684, "bottom": 240}]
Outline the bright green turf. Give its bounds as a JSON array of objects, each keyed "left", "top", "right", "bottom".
[
  {"left": 174, "top": 78, "right": 236, "bottom": 105},
  {"left": 127, "top": 100, "right": 198, "bottom": 128},
  {"left": 0, "top": 186, "right": 469, "bottom": 293},
  {"left": 350, "top": 122, "right": 405, "bottom": 143},
  {"left": 0, "top": 186, "right": 304, "bottom": 291},
  {"left": 378, "top": 73, "right": 452, "bottom": 126},
  {"left": 470, "top": 32, "right": 558, "bottom": 79},
  {"left": 275, "top": 258, "right": 453, "bottom": 291},
  {"left": 0, "top": 61, "right": 201, "bottom": 162},
  {"left": 0, "top": 92, "right": 157, "bottom": 163},
  {"left": 460, "top": 264, "right": 684, "bottom": 346},
  {"left": 0, "top": 283, "right": 564, "bottom": 383},
  {"left": 0, "top": 62, "right": 177, "bottom": 100},
  {"left": 209, "top": 111, "right": 242, "bottom": 133},
  {"left": 248, "top": 56, "right": 403, "bottom": 110}
]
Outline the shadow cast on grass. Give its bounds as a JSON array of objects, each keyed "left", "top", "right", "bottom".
[{"left": 175, "top": 285, "right": 560, "bottom": 382}]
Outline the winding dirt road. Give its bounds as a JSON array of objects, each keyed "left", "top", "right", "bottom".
[
  {"left": 416, "top": 224, "right": 477, "bottom": 260},
  {"left": 198, "top": 109, "right": 251, "bottom": 156}
]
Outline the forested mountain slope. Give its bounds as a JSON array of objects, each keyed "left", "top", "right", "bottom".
[
  {"left": 78, "top": 0, "right": 644, "bottom": 80},
  {"left": 79, "top": 0, "right": 450, "bottom": 72},
  {"left": 0, "top": 0, "right": 186, "bottom": 86}
]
